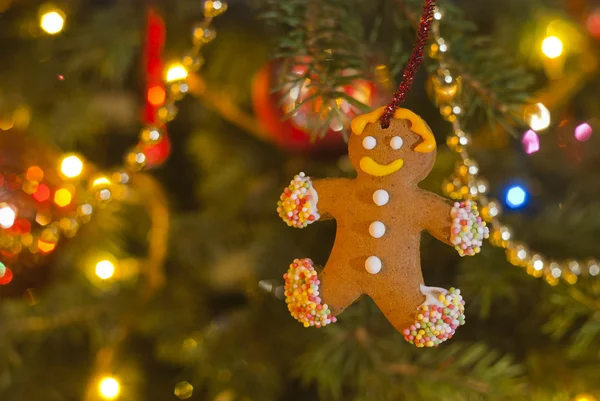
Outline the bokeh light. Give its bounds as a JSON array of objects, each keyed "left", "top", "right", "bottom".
[
  {"left": 524, "top": 103, "right": 551, "bottom": 131},
  {"left": 60, "top": 155, "right": 84, "bottom": 178},
  {"left": 148, "top": 85, "right": 166, "bottom": 106},
  {"left": 0, "top": 266, "right": 13, "bottom": 285},
  {"left": 522, "top": 130, "right": 540, "bottom": 154},
  {"left": 40, "top": 9, "right": 65, "bottom": 35},
  {"left": 95, "top": 260, "right": 115, "bottom": 280},
  {"left": 98, "top": 377, "right": 120, "bottom": 400},
  {"left": 541, "top": 35, "right": 563, "bottom": 59},
  {"left": 38, "top": 240, "right": 56, "bottom": 253},
  {"left": 574, "top": 123, "right": 593, "bottom": 142},
  {"left": 166, "top": 63, "right": 188, "bottom": 82},
  {"left": 26, "top": 166, "right": 44, "bottom": 182},
  {"left": 33, "top": 184, "right": 51, "bottom": 202},
  {"left": 54, "top": 188, "right": 73, "bottom": 207},
  {"left": 0, "top": 203, "right": 17, "bottom": 229},
  {"left": 505, "top": 185, "right": 528, "bottom": 209}
]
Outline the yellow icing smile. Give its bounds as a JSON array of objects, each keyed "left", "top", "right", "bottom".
[{"left": 360, "top": 157, "right": 404, "bottom": 177}]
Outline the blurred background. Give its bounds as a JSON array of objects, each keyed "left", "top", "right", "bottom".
[{"left": 0, "top": 0, "right": 599, "bottom": 400}]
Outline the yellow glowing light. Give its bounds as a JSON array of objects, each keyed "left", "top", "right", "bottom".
[
  {"left": 541, "top": 36, "right": 563, "bottom": 59},
  {"left": 40, "top": 10, "right": 65, "bottom": 35},
  {"left": 166, "top": 63, "right": 188, "bottom": 83},
  {"left": 524, "top": 102, "right": 551, "bottom": 131},
  {"left": 92, "top": 177, "right": 111, "bottom": 187},
  {"left": 573, "top": 394, "right": 597, "bottom": 401},
  {"left": 38, "top": 239, "right": 56, "bottom": 253},
  {"left": 54, "top": 188, "right": 72, "bottom": 207},
  {"left": 60, "top": 155, "right": 83, "bottom": 178},
  {"left": 95, "top": 260, "right": 115, "bottom": 280},
  {"left": 98, "top": 377, "right": 120, "bottom": 400}
]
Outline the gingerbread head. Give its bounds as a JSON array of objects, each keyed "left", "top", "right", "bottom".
[
  {"left": 348, "top": 107, "right": 437, "bottom": 185},
  {"left": 277, "top": 108, "right": 489, "bottom": 347}
]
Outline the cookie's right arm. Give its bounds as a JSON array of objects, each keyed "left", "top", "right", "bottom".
[{"left": 277, "top": 172, "right": 339, "bottom": 228}]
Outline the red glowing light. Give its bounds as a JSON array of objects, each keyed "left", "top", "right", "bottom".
[
  {"left": 33, "top": 184, "right": 51, "bottom": 202},
  {"left": 147, "top": 85, "right": 166, "bottom": 106},
  {"left": 0, "top": 267, "right": 13, "bottom": 285},
  {"left": 14, "top": 219, "right": 31, "bottom": 234}
]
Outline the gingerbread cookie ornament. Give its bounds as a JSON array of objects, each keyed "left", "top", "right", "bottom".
[{"left": 277, "top": 107, "right": 489, "bottom": 347}]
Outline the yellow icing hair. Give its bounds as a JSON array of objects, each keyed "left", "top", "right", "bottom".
[{"left": 350, "top": 106, "right": 436, "bottom": 153}]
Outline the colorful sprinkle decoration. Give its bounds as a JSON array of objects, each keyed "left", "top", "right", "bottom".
[
  {"left": 450, "top": 200, "right": 489, "bottom": 256},
  {"left": 403, "top": 286, "right": 465, "bottom": 348},
  {"left": 284, "top": 258, "right": 337, "bottom": 328},
  {"left": 277, "top": 172, "right": 320, "bottom": 228}
]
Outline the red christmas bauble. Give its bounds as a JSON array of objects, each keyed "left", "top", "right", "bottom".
[{"left": 251, "top": 60, "right": 385, "bottom": 155}]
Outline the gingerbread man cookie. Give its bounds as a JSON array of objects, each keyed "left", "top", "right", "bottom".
[{"left": 277, "top": 107, "right": 489, "bottom": 347}]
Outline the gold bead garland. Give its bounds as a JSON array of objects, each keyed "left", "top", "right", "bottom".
[{"left": 429, "top": 6, "right": 599, "bottom": 285}]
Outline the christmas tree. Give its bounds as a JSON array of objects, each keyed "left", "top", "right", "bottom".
[{"left": 0, "top": 0, "right": 599, "bottom": 400}]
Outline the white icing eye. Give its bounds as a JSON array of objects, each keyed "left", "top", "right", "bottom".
[
  {"left": 390, "top": 136, "right": 403, "bottom": 150},
  {"left": 362, "top": 136, "right": 376, "bottom": 150}
]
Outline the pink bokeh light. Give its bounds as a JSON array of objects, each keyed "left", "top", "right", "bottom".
[
  {"left": 522, "top": 129, "right": 540, "bottom": 154},
  {"left": 574, "top": 123, "right": 593, "bottom": 142}
]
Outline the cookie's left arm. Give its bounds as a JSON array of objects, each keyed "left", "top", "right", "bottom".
[{"left": 418, "top": 191, "right": 489, "bottom": 257}]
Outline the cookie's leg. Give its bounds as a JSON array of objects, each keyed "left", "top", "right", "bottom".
[
  {"left": 283, "top": 258, "right": 360, "bottom": 328},
  {"left": 371, "top": 284, "right": 466, "bottom": 347}
]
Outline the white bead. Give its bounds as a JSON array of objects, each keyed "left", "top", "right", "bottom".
[
  {"left": 365, "top": 256, "right": 382, "bottom": 274},
  {"left": 362, "top": 136, "right": 376, "bottom": 150},
  {"left": 390, "top": 136, "right": 403, "bottom": 150},
  {"left": 369, "top": 221, "right": 386, "bottom": 238},
  {"left": 372, "top": 189, "right": 389, "bottom": 206}
]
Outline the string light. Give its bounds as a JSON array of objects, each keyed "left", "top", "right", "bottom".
[
  {"left": 0, "top": 266, "right": 13, "bottom": 285},
  {"left": 33, "top": 184, "right": 51, "bottom": 202},
  {"left": 574, "top": 123, "right": 593, "bottom": 142},
  {"left": 524, "top": 102, "right": 551, "bottom": 131},
  {"left": 54, "top": 188, "right": 73, "bottom": 207},
  {"left": 95, "top": 260, "right": 115, "bottom": 280},
  {"left": 40, "top": 9, "right": 65, "bottom": 35},
  {"left": 174, "top": 381, "right": 194, "bottom": 400},
  {"left": 166, "top": 63, "right": 188, "bottom": 83},
  {"left": 541, "top": 35, "right": 563, "bottom": 59},
  {"left": 505, "top": 185, "right": 528, "bottom": 209},
  {"left": 60, "top": 155, "right": 84, "bottom": 178},
  {"left": 3, "top": 3, "right": 226, "bottom": 262},
  {"left": 0, "top": 203, "right": 17, "bottom": 229},
  {"left": 522, "top": 130, "right": 540, "bottom": 154},
  {"left": 98, "top": 377, "right": 120, "bottom": 400}
]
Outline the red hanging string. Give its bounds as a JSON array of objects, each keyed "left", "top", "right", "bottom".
[{"left": 379, "top": 0, "right": 436, "bottom": 128}]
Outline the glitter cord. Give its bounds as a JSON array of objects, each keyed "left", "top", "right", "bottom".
[{"left": 380, "top": 0, "right": 435, "bottom": 128}]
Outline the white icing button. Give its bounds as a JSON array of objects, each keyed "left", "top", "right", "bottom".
[
  {"left": 390, "top": 136, "right": 403, "bottom": 150},
  {"left": 369, "top": 221, "right": 386, "bottom": 238},
  {"left": 362, "top": 136, "right": 376, "bottom": 150},
  {"left": 372, "top": 189, "right": 389, "bottom": 206},
  {"left": 365, "top": 256, "right": 382, "bottom": 274}
]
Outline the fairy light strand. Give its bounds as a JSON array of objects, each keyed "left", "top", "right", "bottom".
[{"left": 429, "top": 7, "right": 599, "bottom": 285}]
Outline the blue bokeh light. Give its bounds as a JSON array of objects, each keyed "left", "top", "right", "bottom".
[{"left": 505, "top": 185, "right": 528, "bottom": 209}]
